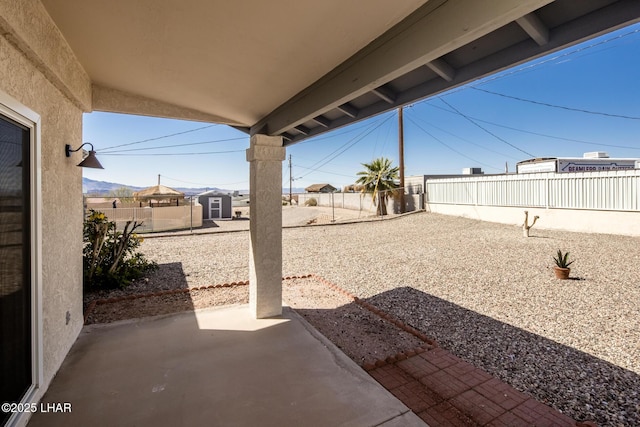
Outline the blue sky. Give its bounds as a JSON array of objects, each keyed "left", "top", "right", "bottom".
[{"left": 83, "top": 23, "right": 640, "bottom": 191}]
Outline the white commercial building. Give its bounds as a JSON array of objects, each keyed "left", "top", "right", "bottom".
[{"left": 516, "top": 152, "right": 639, "bottom": 174}]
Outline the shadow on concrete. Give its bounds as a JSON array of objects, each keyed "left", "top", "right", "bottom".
[
  {"left": 29, "top": 306, "right": 421, "bottom": 427},
  {"left": 361, "top": 287, "right": 639, "bottom": 426}
]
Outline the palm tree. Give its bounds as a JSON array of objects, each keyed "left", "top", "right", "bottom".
[{"left": 355, "top": 157, "right": 399, "bottom": 216}]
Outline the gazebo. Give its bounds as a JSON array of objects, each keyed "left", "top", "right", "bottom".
[{"left": 133, "top": 177, "right": 185, "bottom": 207}]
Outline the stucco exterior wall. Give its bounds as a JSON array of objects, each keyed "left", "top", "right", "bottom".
[{"left": 0, "top": 3, "right": 87, "bottom": 397}]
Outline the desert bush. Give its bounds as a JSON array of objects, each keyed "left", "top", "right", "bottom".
[
  {"left": 83, "top": 210, "right": 157, "bottom": 289},
  {"left": 305, "top": 197, "right": 318, "bottom": 206}
]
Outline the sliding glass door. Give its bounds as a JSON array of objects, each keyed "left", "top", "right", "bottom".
[{"left": 0, "top": 114, "right": 31, "bottom": 424}]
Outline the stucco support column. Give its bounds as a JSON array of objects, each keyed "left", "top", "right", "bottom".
[{"left": 246, "top": 134, "right": 286, "bottom": 318}]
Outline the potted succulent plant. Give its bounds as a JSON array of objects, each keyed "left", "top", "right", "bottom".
[{"left": 553, "top": 249, "right": 574, "bottom": 279}]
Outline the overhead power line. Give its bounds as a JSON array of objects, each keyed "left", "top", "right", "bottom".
[
  {"left": 160, "top": 175, "right": 216, "bottom": 187},
  {"left": 425, "top": 102, "right": 640, "bottom": 151},
  {"left": 99, "top": 137, "right": 248, "bottom": 154},
  {"left": 405, "top": 109, "right": 521, "bottom": 161},
  {"left": 161, "top": 174, "right": 249, "bottom": 188},
  {"left": 294, "top": 164, "right": 356, "bottom": 179},
  {"left": 473, "top": 118, "right": 640, "bottom": 151},
  {"left": 296, "top": 113, "right": 396, "bottom": 180},
  {"left": 98, "top": 124, "right": 219, "bottom": 152},
  {"left": 99, "top": 149, "right": 245, "bottom": 156},
  {"left": 406, "top": 116, "right": 501, "bottom": 171},
  {"left": 471, "top": 87, "right": 640, "bottom": 120},
  {"left": 437, "top": 97, "right": 535, "bottom": 157}
]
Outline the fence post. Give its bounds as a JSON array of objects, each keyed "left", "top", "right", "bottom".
[
  {"left": 546, "top": 176, "right": 550, "bottom": 209},
  {"left": 331, "top": 191, "right": 335, "bottom": 222},
  {"left": 475, "top": 180, "right": 479, "bottom": 206}
]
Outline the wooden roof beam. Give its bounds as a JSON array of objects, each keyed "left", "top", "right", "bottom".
[
  {"left": 294, "top": 125, "right": 310, "bottom": 135},
  {"left": 426, "top": 58, "right": 456, "bottom": 82},
  {"left": 516, "top": 12, "right": 549, "bottom": 46},
  {"left": 336, "top": 103, "right": 359, "bottom": 118},
  {"left": 311, "top": 115, "right": 331, "bottom": 128},
  {"left": 371, "top": 85, "right": 396, "bottom": 104}
]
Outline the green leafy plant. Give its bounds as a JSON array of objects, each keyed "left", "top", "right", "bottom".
[
  {"left": 83, "top": 210, "right": 157, "bottom": 289},
  {"left": 553, "top": 250, "right": 574, "bottom": 269},
  {"left": 305, "top": 197, "right": 318, "bottom": 206}
]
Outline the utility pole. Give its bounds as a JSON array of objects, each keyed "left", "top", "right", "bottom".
[
  {"left": 398, "top": 107, "right": 405, "bottom": 213},
  {"left": 288, "top": 154, "right": 293, "bottom": 205}
]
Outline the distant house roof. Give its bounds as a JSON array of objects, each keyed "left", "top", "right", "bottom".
[{"left": 305, "top": 183, "right": 336, "bottom": 193}]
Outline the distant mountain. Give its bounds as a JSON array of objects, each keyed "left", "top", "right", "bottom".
[
  {"left": 82, "top": 178, "right": 141, "bottom": 195},
  {"left": 82, "top": 178, "right": 311, "bottom": 196},
  {"left": 82, "top": 178, "right": 229, "bottom": 196}
]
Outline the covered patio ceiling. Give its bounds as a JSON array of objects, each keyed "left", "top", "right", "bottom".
[{"left": 42, "top": 0, "right": 640, "bottom": 146}]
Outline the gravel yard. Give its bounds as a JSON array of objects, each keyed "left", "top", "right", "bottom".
[{"left": 110, "top": 211, "right": 639, "bottom": 426}]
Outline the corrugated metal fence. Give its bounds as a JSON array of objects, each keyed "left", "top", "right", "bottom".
[{"left": 425, "top": 170, "right": 640, "bottom": 212}]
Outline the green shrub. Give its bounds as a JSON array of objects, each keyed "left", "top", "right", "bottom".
[
  {"left": 83, "top": 210, "right": 157, "bottom": 289},
  {"left": 305, "top": 197, "right": 318, "bottom": 206}
]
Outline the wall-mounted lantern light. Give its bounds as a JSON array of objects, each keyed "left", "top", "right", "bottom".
[{"left": 65, "top": 142, "right": 103, "bottom": 169}]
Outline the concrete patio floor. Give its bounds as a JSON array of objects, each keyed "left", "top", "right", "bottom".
[{"left": 28, "top": 305, "right": 425, "bottom": 427}]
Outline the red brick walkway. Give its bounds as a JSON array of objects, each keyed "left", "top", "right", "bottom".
[
  {"left": 368, "top": 347, "right": 578, "bottom": 426},
  {"left": 306, "top": 274, "right": 590, "bottom": 426}
]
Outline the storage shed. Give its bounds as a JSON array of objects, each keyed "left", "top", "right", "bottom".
[{"left": 198, "top": 191, "right": 232, "bottom": 220}]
